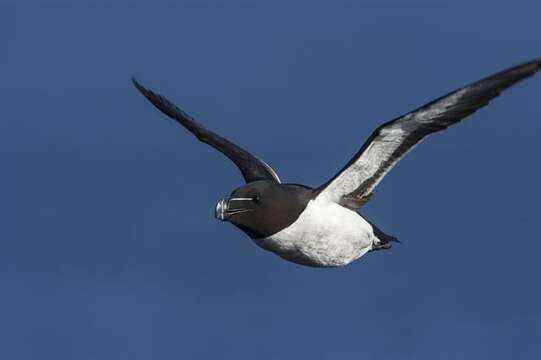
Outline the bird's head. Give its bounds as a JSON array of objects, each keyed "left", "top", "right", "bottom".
[{"left": 215, "top": 181, "right": 309, "bottom": 239}]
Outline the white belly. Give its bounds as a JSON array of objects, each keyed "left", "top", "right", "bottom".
[{"left": 254, "top": 199, "right": 376, "bottom": 267}]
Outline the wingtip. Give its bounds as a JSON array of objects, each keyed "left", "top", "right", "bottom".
[
  {"left": 532, "top": 57, "right": 541, "bottom": 71},
  {"left": 131, "top": 77, "right": 145, "bottom": 92},
  {"left": 513, "top": 57, "right": 541, "bottom": 75},
  {"left": 529, "top": 57, "right": 541, "bottom": 66},
  {"left": 525, "top": 57, "right": 541, "bottom": 69}
]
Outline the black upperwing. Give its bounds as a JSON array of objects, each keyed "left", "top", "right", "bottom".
[
  {"left": 315, "top": 58, "right": 541, "bottom": 209},
  {"left": 132, "top": 79, "right": 280, "bottom": 184}
]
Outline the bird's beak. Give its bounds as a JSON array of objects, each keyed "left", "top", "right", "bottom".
[
  {"left": 215, "top": 198, "right": 228, "bottom": 221},
  {"left": 215, "top": 197, "right": 253, "bottom": 221}
]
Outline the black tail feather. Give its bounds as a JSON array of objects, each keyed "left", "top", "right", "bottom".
[{"left": 365, "top": 218, "right": 401, "bottom": 245}]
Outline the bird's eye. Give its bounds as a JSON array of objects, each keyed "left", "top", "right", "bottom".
[{"left": 252, "top": 195, "right": 261, "bottom": 204}]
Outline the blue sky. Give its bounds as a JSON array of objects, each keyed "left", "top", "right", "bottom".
[{"left": 1, "top": 1, "right": 540, "bottom": 359}]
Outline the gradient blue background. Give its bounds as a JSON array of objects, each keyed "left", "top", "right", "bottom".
[{"left": 1, "top": 1, "right": 540, "bottom": 359}]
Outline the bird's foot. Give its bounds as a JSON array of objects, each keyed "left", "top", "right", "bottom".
[{"left": 370, "top": 242, "right": 393, "bottom": 252}]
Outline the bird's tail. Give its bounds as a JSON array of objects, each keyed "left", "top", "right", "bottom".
[{"left": 366, "top": 218, "right": 401, "bottom": 251}]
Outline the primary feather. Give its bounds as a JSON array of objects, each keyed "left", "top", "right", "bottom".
[{"left": 316, "top": 59, "right": 541, "bottom": 209}]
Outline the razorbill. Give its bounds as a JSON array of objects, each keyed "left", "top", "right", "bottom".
[{"left": 133, "top": 59, "right": 541, "bottom": 267}]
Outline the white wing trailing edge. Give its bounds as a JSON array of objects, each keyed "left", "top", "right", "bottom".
[{"left": 315, "top": 59, "right": 541, "bottom": 209}]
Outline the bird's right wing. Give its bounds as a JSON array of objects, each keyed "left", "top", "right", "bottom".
[
  {"left": 315, "top": 59, "right": 541, "bottom": 209},
  {"left": 132, "top": 79, "right": 281, "bottom": 184}
]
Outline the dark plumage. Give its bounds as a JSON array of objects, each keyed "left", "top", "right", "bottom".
[
  {"left": 133, "top": 59, "right": 540, "bottom": 267},
  {"left": 132, "top": 78, "right": 280, "bottom": 184}
]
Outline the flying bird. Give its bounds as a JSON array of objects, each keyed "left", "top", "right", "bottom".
[{"left": 133, "top": 59, "right": 541, "bottom": 267}]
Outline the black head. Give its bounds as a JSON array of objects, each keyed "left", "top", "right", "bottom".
[{"left": 215, "top": 181, "right": 312, "bottom": 239}]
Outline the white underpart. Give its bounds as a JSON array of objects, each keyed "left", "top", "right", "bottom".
[{"left": 255, "top": 198, "right": 377, "bottom": 267}]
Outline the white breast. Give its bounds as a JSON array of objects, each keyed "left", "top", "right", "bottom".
[{"left": 255, "top": 199, "right": 376, "bottom": 267}]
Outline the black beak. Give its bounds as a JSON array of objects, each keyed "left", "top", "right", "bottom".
[
  {"left": 215, "top": 198, "right": 228, "bottom": 221},
  {"left": 215, "top": 197, "right": 253, "bottom": 221}
]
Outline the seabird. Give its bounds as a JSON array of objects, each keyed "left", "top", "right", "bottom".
[{"left": 133, "top": 59, "right": 541, "bottom": 267}]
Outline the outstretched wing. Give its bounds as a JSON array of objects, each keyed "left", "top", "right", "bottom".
[
  {"left": 315, "top": 59, "right": 541, "bottom": 209},
  {"left": 132, "top": 79, "right": 280, "bottom": 184}
]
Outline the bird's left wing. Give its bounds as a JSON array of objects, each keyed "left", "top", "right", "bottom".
[
  {"left": 132, "top": 79, "right": 280, "bottom": 184},
  {"left": 315, "top": 59, "right": 541, "bottom": 210}
]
